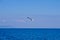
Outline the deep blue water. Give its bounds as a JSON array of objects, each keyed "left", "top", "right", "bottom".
[{"left": 0, "top": 28, "right": 60, "bottom": 40}]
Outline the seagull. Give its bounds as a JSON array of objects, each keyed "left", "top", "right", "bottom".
[{"left": 27, "top": 17, "right": 32, "bottom": 21}]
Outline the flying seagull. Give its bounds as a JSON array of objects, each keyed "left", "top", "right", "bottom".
[{"left": 27, "top": 17, "right": 32, "bottom": 21}]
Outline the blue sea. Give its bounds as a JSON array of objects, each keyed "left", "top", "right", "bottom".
[{"left": 0, "top": 28, "right": 60, "bottom": 40}]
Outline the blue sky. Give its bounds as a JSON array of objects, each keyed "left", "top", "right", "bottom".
[{"left": 0, "top": 0, "right": 60, "bottom": 28}]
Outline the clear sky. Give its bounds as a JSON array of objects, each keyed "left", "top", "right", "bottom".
[{"left": 0, "top": 0, "right": 60, "bottom": 28}]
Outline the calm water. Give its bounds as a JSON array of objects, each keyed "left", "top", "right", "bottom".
[{"left": 0, "top": 28, "right": 60, "bottom": 40}]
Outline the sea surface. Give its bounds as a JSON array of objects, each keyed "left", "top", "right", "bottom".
[{"left": 0, "top": 28, "right": 60, "bottom": 40}]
